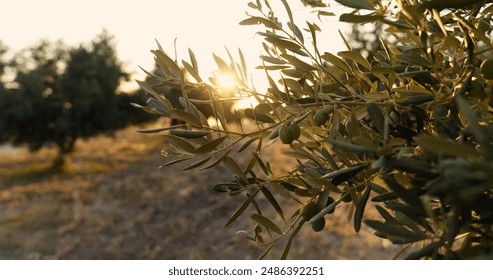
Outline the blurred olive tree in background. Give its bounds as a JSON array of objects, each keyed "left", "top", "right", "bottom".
[
  {"left": 137, "top": 0, "right": 493, "bottom": 259},
  {"left": 0, "top": 31, "right": 157, "bottom": 166}
]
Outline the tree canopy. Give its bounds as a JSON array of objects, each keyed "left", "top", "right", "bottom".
[{"left": 0, "top": 31, "right": 157, "bottom": 165}]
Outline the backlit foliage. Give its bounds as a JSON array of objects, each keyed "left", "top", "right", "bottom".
[{"left": 137, "top": 0, "right": 493, "bottom": 259}]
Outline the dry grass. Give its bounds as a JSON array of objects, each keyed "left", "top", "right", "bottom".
[{"left": 0, "top": 123, "right": 407, "bottom": 259}]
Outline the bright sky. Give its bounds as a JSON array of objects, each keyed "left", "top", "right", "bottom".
[{"left": 0, "top": 0, "right": 346, "bottom": 90}]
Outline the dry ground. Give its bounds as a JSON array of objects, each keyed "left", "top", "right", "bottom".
[{"left": 0, "top": 123, "right": 407, "bottom": 259}]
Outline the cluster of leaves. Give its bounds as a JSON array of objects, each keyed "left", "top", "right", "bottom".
[
  {"left": 137, "top": 0, "right": 493, "bottom": 259},
  {"left": 0, "top": 31, "right": 157, "bottom": 164}
]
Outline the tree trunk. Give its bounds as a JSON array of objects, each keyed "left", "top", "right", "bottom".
[
  {"left": 52, "top": 150, "right": 66, "bottom": 169},
  {"left": 53, "top": 137, "right": 76, "bottom": 169}
]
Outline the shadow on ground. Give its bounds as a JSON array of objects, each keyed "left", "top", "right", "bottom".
[{"left": 0, "top": 125, "right": 404, "bottom": 259}]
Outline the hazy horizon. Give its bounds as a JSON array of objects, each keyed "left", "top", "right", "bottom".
[{"left": 1, "top": 1, "right": 345, "bottom": 90}]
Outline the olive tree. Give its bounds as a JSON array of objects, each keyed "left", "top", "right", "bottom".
[
  {"left": 0, "top": 32, "right": 156, "bottom": 166},
  {"left": 137, "top": 0, "right": 493, "bottom": 259}
]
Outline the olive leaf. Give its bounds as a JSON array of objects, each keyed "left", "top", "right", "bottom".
[
  {"left": 195, "top": 136, "right": 228, "bottom": 154},
  {"left": 163, "top": 135, "right": 196, "bottom": 154},
  {"left": 170, "top": 129, "right": 210, "bottom": 139},
  {"left": 414, "top": 135, "right": 479, "bottom": 158},
  {"left": 223, "top": 156, "right": 248, "bottom": 184},
  {"left": 226, "top": 188, "right": 261, "bottom": 226},
  {"left": 339, "top": 13, "right": 384, "bottom": 23},
  {"left": 251, "top": 213, "right": 283, "bottom": 235},
  {"left": 321, "top": 52, "right": 351, "bottom": 73},
  {"left": 181, "top": 156, "right": 212, "bottom": 171},
  {"left": 338, "top": 50, "right": 372, "bottom": 69},
  {"left": 334, "top": 0, "right": 375, "bottom": 10},
  {"left": 239, "top": 17, "right": 279, "bottom": 29},
  {"left": 261, "top": 186, "right": 285, "bottom": 221},
  {"left": 354, "top": 184, "right": 372, "bottom": 232}
]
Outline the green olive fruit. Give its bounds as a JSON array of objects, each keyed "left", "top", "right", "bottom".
[
  {"left": 322, "top": 104, "right": 335, "bottom": 114},
  {"left": 325, "top": 196, "right": 336, "bottom": 214},
  {"left": 301, "top": 201, "right": 320, "bottom": 220},
  {"left": 310, "top": 218, "right": 326, "bottom": 232},
  {"left": 480, "top": 58, "right": 493, "bottom": 80},
  {"left": 313, "top": 110, "right": 329, "bottom": 126},
  {"left": 279, "top": 125, "right": 294, "bottom": 144},
  {"left": 342, "top": 192, "right": 353, "bottom": 202},
  {"left": 288, "top": 123, "right": 301, "bottom": 140},
  {"left": 355, "top": 183, "right": 366, "bottom": 192},
  {"left": 468, "top": 80, "right": 484, "bottom": 99}
]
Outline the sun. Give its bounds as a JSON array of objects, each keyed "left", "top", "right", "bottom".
[
  {"left": 211, "top": 71, "right": 264, "bottom": 109},
  {"left": 214, "top": 72, "right": 237, "bottom": 91}
]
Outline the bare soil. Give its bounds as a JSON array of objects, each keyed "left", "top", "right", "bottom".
[{"left": 0, "top": 124, "right": 407, "bottom": 259}]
